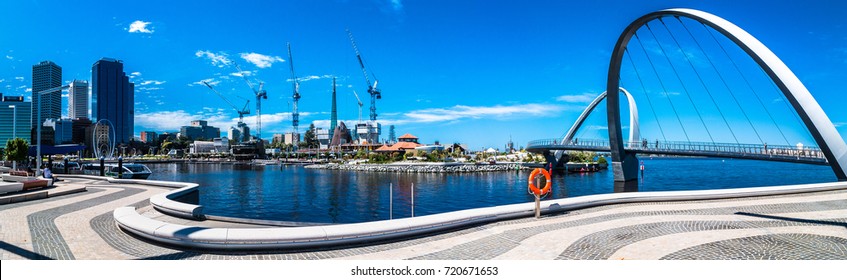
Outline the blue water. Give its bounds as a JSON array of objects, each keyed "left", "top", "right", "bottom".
[{"left": 146, "top": 158, "right": 836, "bottom": 224}]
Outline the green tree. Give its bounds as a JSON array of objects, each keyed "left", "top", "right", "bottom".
[
  {"left": 5, "top": 138, "right": 29, "bottom": 168},
  {"left": 304, "top": 123, "right": 318, "bottom": 149}
]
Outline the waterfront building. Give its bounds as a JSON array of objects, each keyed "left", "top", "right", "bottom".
[
  {"left": 180, "top": 120, "right": 220, "bottom": 140},
  {"left": 43, "top": 118, "right": 74, "bottom": 145},
  {"left": 84, "top": 122, "right": 111, "bottom": 156},
  {"left": 355, "top": 122, "right": 381, "bottom": 145},
  {"left": 189, "top": 141, "right": 217, "bottom": 154},
  {"left": 330, "top": 121, "right": 353, "bottom": 147},
  {"left": 68, "top": 80, "right": 89, "bottom": 119},
  {"left": 92, "top": 58, "right": 134, "bottom": 144},
  {"left": 375, "top": 133, "right": 422, "bottom": 153},
  {"left": 272, "top": 133, "right": 284, "bottom": 145},
  {"left": 140, "top": 131, "right": 157, "bottom": 144},
  {"left": 31, "top": 61, "right": 62, "bottom": 128},
  {"left": 316, "top": 127, "right": 329, "bottom": 150},
  {"left": 228, "top": 122, "right": 250, "bottom": 143},
  {"left": 0, "top": 96, "right": 32, "bottom": 144},
  {"left": 284, "top": 132, "right": 300, "bottom": 145},
  {"left": 213, "top": 137, "right": 230, "bottom": 153},
  {"left": 71, "top": 118, "right": 92, "bottom": 145}
]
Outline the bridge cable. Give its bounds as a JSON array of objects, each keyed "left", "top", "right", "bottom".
[
  {"left": 646, "top": 21, "right": 715, "bottom": 144},
  {"left": 625, "top": 49, "right": 668, "bottom": 142},
  {"left": 633, "top": 31, "right": 691, "bottom": 142},
  {"left": 700, "top": 23, "right": 792, "bottom": 146},
  {"left": 660, "top": 18, "right": 739, "bottom": 145},
  {"left": 765, "top": 76, "right": 817, "bottom": 146},
  {"left": 677, "top": 17, "right": 764, "bottom": 145}
]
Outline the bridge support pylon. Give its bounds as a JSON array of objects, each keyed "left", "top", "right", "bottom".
[
  {"left": 542, "top": 151, "right": 568, "bottom": 170},
  {"left": 612, "top": 152, "right": 639, "bottom": 182}
]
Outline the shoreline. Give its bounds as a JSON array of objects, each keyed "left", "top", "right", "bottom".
[{"left": 304, "top": 162, "right": 539, "bottom": 173}]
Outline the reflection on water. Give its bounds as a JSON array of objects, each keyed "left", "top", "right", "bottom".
[{"left": 147, "top": 158, "right": 835, "bottom": 224}]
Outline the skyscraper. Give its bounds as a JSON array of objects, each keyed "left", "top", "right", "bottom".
[
  {"left": 68, "top": 80, "right": 89, "bottom": 119},
  {"left": 31, "top": 61, "right": 62, "bottom": 128},
  {"left": 91, "top": 58, "right": 134, "bottom": 144},
  {"left": 329, "top": 77, "right": 337, "bottom": 141},
  {"left": 0, "top": 96, "right": 32, "bottom": 145}
]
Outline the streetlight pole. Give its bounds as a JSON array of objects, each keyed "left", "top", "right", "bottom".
[
  {"left": 8, "top": 105, "right": 16, "bottom": 170},
  {"left": 35, "top": 85, "right": 69, "bottom": 176}
]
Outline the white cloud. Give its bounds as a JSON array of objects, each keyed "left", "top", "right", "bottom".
[
  {"left": 556, "top": 92, "right": 597, "bottom": 103},
  {"left": 834, "top": 122, "right": 846, "bottom": 128},
  {"left": 230, "top": 70, "right": 253, "bottom": 77},
  {"left": 5, "top": 55, "right": 12, "bottom": 60},
  {"left": 25, "top": 88, "right": 32, "bottom": 92},
  {"left": 0, "top": 79, "right": 4, "bottom": 83},
  {"left": 289, "top": 74, "right": 333, "bottom": 82},
  {"left": 140, "top": 80, "right": 166, "bottom": 85},
  {"left": 241, "top": 113, "right": 293, "bottom": 128},
  {"left": 240, "top": 52, "right": 285, "bottom": 68},
  {"left": 136, "top": 110, "right": 231, "bottom": 131},
  {"left": 189, "top": 78, "right": 220, "bottom": 87},
  {"left": 128, "top": 20, "right": 154, "bottom": 33},
  {"left": 130, "top": 72, "right": 142, "bottom": 78},
  {"left": 376, "top": 103, "right": 567, "bottom": 125},
  {"left": 195, "top": 50, "right": 231, "bottom": 67},
  {"left": 61, "top": 93, "right": 69, "bottom": 98},
  {"left": 15, "top": 76, "right": 24, "bottom": 81},
  {"left": 660, "top": 91, "right": 681, "bottom": 97},
  {"left": 137, "top": 87, "right": 163, "bottom": 91}
]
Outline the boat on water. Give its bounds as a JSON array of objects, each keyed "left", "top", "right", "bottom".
[{"left": 82, "top": 163, "right": 152, "bottom": 179}]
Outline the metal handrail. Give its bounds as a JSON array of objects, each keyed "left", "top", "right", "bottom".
[{"left": 526, "top": 138, "right": 825, "bottom": 160}]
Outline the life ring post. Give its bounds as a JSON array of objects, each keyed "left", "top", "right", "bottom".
[{"left": 528, "top": 168, "right": 552, "bottom": 219}]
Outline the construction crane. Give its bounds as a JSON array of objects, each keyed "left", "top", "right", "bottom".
[
  {"left": 202, "top": 81, "right": 250, "bottom": 124},
  {"left": 287, "top": 42, "right": 301, "bottom": 143},
  {"left": 233, "top": 61, "right": 268, "bottom": 140},
  {"left": 352, "top": 90, "right": 363, "bottom": 124},
  {"left": 346, "top": 29, "right": 381, "bottom": 122}
]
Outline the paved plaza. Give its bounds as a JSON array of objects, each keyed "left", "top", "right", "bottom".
[{"left": 1, "top": 178, "right": 845, "bottom": 260}]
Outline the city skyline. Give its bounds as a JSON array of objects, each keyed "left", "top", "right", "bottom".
[{"left": 1, "top": 1, "right": 846, "bottom": 149}]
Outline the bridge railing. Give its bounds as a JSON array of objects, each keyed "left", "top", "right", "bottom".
[
  {"left": 624, "top": 140, "right": 825, "bottom": 160},
  {"left": 526, "top": 138, "right": 826, "bottom": 160}
]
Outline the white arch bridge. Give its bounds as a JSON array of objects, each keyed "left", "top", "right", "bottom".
[{"left": 527, "top": 8, "right": 847, "bottom": 182}]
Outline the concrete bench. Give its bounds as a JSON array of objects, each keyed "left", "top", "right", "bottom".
[{"left": 0, "top": 181, "right": 24, "bottom": 194}]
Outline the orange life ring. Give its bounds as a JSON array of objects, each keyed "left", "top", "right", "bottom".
[{"left": 528, "top": 168, "right": 552, "bottom": 196}]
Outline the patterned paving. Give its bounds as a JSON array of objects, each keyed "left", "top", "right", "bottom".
[{"left": 1, "top": 177, "right": 846, "bottom": 260}]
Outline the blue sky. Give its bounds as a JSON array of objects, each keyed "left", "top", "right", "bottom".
[{"left": 1, "top": 0, "right": 845, "bottom": 150}]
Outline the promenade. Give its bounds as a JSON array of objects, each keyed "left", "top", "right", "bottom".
[{"left": 1, "top": 177, "right": 845, "bottom": 260}]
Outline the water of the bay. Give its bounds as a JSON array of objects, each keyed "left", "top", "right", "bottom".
[{"left": 146, "top": 158, "right": 836, "bottom": 224}]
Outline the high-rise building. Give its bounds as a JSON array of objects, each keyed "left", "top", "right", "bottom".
[
  {"left": 68, "top": 80, "right": 89, "bottom": 119},
  {"left": 0, "top": 96, "right": 32, "bottom": 145},
  {"left": 330, "top": 77, "right": 337, "bottom": 141},
  {"left": 180, "top": 120, "right": 220, "bottom": 140},
  {"left": 71, "top": 118, "right": 92, "bottom": 145},
  {"left": 140, "top": 131, "right": 157, "bottom": 144},
  {"left": 92, "top": 58, "right": 134, "bottom": 144},
  {"left": 32, "top": 61, "right": 62, "bottom": 128},
  {"left": 43, "top": 118, "right": 73, "bottom": 145},
  {"left": 229, "top": 123, "right": 250, "bottom": 143}
]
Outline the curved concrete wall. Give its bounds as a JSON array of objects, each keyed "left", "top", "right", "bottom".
[
  {"left": 57, "top": 174, "right": 203, "bottom": 219},
  {"left": 114, "top": 180, "right": 847, "bottom": 250}
]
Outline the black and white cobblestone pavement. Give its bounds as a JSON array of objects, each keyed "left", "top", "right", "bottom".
[{"left": 1, "top": 178, "right": 845, "bottom": 260}]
